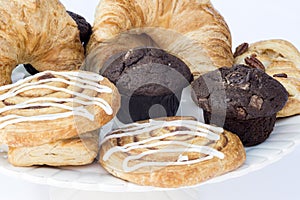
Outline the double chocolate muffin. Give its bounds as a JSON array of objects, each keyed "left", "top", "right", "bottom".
[
  {"left": 191, "top": 65, "right": 288, "bottom": 146},
  {"left": 101, "top": 47, "right": 193, "bottom": 123}
]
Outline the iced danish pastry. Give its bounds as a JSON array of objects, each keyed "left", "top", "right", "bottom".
[
  {"left": 0, "top": 71, "right": 120, "bottom": 147},
  {"left": 99, "top": 116, "right": 246, "bottom": 188}
]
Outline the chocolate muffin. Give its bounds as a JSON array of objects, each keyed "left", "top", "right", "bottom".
[
  {"left": 24, "top": 11, "right": 92, "bottom": 75},
  {"left": 67, "top": 11, "right": 92, "bottom": 48},
  {"left": 101, "top": 47, "right": 193, "bottom": 123},
  {"left": 191, "top": 64, "right": 288, "bottom": 146}
]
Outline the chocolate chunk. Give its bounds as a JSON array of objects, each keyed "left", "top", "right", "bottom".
[{"left": 249, "top": 95, "right": 264, "bottom": 110}]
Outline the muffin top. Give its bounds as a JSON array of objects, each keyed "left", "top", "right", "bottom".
[
  {"left": 101, "top": 47, "right": 193, "bottom": 96},
  {"left": 191, "top": 65, "right": 288, "bottom": 119}
]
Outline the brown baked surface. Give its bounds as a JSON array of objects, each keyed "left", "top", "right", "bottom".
[
  {"left": 0, "top": 71, "right": 120, "bottom": 147},
  {"left": 0, "top": 0, "right": 84, "bottom": 86},
  {"left": 99, "top": 116, "right": 246, "bottom": 188},
  {"left": 85, "top": 0, "right": 233, "bottom": 79}
]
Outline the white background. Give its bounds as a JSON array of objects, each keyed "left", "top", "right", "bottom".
[{"left": 1, "top": 0, "right": 300, "bottom": 199}]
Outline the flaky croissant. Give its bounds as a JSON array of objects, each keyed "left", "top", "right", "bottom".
[
  {"left": 0, "top": 0, "right": 84, "bottom": 86},
  {"left": 234, "top": 39, "right": 300, "bottom": 118},
  {"left": 86, "top": 0, "right": 233, "bottom": 79}
]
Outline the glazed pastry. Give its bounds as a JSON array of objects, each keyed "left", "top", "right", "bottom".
[
  {"left": 85, "top": 0, "right": 233, "bottom": 79},
  {"left": 101, "top": 47, "right": 193, "bottom": 123},
  {"left": 8, "top": 131, "right": 99, "bottom": 167},
  {"left": 0, "top": 71, "right": 120, "bottom": 147},
  {"left": 234, "top": 39, "right": 300, "bottom": 117},
  {"left": 191, "top": 65, "right": 288, "bottom": 146},
  {"left": 0, "top": 0, "right": 84, "bottom": 86},
  {"left": 99, "top": 116, "right": 246, "bottom": 188}
]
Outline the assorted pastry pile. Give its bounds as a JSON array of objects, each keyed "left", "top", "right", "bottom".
[{"left": 0, "top": 0, "right": 299, "bottom": 188}]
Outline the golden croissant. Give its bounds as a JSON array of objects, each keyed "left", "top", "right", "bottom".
[
  {"left": 86, "top": 0, "right": 233, "bottom": 79},
  {"left": 0, "top": 0, "right": 84, "bottom": 86}
]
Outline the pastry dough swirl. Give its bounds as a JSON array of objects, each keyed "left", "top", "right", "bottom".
[
  {"left": 100, "top": 116, "right": 246, "bottom": 188},
  {"left": 0, "top": 71, "right": 120, "bottom": 147}
]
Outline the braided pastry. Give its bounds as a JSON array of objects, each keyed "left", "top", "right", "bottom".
[
  {"left": 100, "top": 116, "right": 246, "bottom": 188},
  {"left": 0, "top": 0, "right": 84, "bottom": 86},
  {"left": 85, "top": 0, "right": 233, "bottom": 79},
  {"left": 0, "top": 71, "right": 120, "bottom": 147},
  {"left": 234, "top": 39, "right": 300, "bottom": 117}
]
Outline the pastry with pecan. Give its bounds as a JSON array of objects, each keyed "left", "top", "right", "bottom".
[{"left": 234, "top": 39, "right": 300, "bottom": 117}]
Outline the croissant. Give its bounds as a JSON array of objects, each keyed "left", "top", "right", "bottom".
[
  {"left": 234, "top": 39, "right": 300, "bottom": 117},
  {"left": 0, "top": 70, "right": 120, "bottom": 147},
  {"left": 100, "top": 116, "right": 246, "bottom": 188},
  {"left": 0, "top": 0, "right": 84, "bottom": 86},
  {"left": 85, "top": 0, "right": 233, "bottom": 79}
]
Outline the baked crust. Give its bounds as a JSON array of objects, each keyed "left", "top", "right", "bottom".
[
  {"left": 85, "top": 0, "right": 233, "bottom": 79},
  {"left": 99, "top": 116, "right": 246, "bottom": 188},
  {"left": 234, "top": 39, "right": 300, "bottom": 117},
  {"left": 8, "top": 131, "right": 99, "bottom": 167},
  {"left": 0, "top": 71, "right": 120, "bottom": 147},
  {"left": 0, "top": 0, "right": 84, "bottom": 86}
]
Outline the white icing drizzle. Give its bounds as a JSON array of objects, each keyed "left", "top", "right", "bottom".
[
  {"left": 0, "top": 71, "right": 113, "bottom": 129},
  {"left": 102, "top": 120, "right": 225, "bottom": 172}
]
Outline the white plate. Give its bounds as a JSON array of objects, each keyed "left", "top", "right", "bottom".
[{"left": 0, "top": 87, "right": 299, "bottom": 192}]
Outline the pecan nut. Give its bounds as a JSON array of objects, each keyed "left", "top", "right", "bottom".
[
  {"left": 233, "top": 43, "right": 249, "bottom": 58},
  {"left": 245, "top": 54, "right": 265, "bottom": 71},
  {"left": 273, "top": 73, "right": 288, "bottom": 78}
]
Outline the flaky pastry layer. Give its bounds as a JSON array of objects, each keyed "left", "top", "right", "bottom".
[
  {"left": 99, "top": 116, "right": 246, "bottom": 188},
  {"left": 8, "top": 131, "right": 99, "bottom": 167}
]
